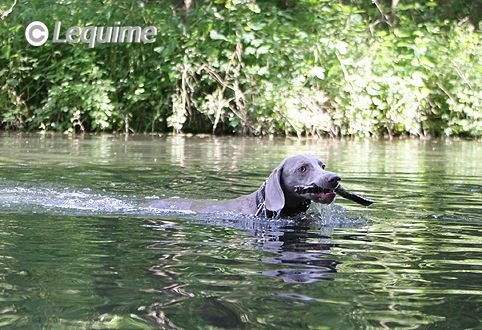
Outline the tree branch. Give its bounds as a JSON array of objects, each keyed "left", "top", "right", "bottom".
[{"left": 0, "top": 0, "right": 17, "bottom": 20}]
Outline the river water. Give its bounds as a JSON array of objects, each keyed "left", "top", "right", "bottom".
[{"left": 0, "top": 133, "right": 481, "bottom": 328}]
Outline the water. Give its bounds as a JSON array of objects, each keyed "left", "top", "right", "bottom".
[{"left": 0, "top": 133, "right": 481, "bottom": 329}]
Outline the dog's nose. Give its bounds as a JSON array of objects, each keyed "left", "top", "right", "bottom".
[{"left": 328, "top": 173, "right": 341, "bottom": 184}]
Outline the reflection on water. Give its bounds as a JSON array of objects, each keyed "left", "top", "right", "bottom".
[
  {"left": 260, "top": 225, "right": 339, "bottom": 284},
  {"left": 0, "top": 133, "right": 481, "bottom": 328}
]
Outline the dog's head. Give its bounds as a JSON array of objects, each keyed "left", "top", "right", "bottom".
[{"left": 264, "top": 155, "right": 340, "bottom": 216}]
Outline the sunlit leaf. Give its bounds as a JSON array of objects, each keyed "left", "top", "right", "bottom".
[
  {"left": 209, "top": 30, "right": 228, "bottom": 41},
  {"left": 310, "top": 66, "right": 325, "bottom": 80}
]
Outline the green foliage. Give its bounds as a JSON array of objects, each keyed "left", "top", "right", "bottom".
[{"left": 0, "top": 0, "right": 481, "bottom": 136}]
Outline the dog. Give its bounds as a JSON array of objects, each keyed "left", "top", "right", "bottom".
[{"left": 146, "top": 154, "right": 342, "bottom": 218}]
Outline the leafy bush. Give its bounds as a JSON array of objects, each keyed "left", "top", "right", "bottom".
[{"left": 0, "top": 0, "right": 480, "bottom": 137}]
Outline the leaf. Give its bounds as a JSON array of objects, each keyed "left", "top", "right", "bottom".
[
  {"left": 366, "top": 83, "right": 380, "bottom": 96},
  {"left": 411, "top": 71, "right": 426, "bottom": 87},
  {"left": 350, "top": 14, "right": 363, "bottom": 25},
  {"left": 245, "top": 47, "right": 256, "bottom": 55},
  {"left": 393, "top": 28, "right": 410, "bottom": 38},
  {"left": 257, "top": 45, "right": 270, "bottom": 55},
  {"left": 209, "top": 30, "right": 227, "bottom": 41},
  {"left": 334, "top": 41, "right": 348, "bottom": 55},
  {"left": 372, "top": 97, "right": 382, "bottom": 106},
  {"left": 310, "top": 66, "right": 325, "bottom": 80},
  {"left": 2, "top": 45, "right": 11, "bottom": 59},
  {"left": 247, "top": 3, "right": 261, "bottom": 13},
  {"left": 153, "top": 46, "right": 165, "bottom": 54},
  {"left": 419, "top": 56, "right": 434, "bottom": 68},
  {"left": 258, "top": 66, "right": 269, "bottom": 76},
  {"left": 247, "top": 22, "right": 265, "bottom": 31}
]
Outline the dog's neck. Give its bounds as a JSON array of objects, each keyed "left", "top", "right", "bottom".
[
  {"left": 254, "top": 182, "right": 311, "bottom": 218},
  {"left": 283, "top": 198, "right": 311, "bottom": 216}
]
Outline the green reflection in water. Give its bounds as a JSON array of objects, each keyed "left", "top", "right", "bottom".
[{"left": 0, "top": 133, "right": 481, "bottom": 328}]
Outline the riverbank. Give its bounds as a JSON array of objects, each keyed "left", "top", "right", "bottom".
[{"left": 1, "top": 1, "right": 481, "bottom": 137}]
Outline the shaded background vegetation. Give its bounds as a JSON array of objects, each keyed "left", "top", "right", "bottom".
[{"left": 0, "top": 0, "right": 481, "bottom": 137}]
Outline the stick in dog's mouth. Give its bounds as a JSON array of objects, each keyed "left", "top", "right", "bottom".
[
  {"left": 294, "top": 184, "right": 373, "bottom": 207},
  {"left": 294, "top": 184, "right": 334, "bottom": 194}
]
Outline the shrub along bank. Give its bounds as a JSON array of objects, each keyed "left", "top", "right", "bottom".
[{"left": 0, "top": 0, "right": 481, "bottom": 137}]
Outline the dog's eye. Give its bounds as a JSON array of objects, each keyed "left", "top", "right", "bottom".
[
  {"left": 298, "top": 165, "right": 307, "bottom": 173},
  {"left": 322, "top": 164, "right": 326, "bottom": 169}
]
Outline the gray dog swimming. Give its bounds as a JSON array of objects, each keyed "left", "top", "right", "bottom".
[{"left": 146, "top": 154, "right": 373, "bottom": 218}]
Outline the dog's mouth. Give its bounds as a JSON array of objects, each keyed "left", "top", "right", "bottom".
[
  {"left": 294, "top": 184, "right": 337, "bottom": 204},
  {"left": 294, "top": 183, "right": 374, "bottom": 207}
]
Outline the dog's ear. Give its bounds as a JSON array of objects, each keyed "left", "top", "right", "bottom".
[{"left": 265, "top": 165, "right": 285, "bottom": 217}]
